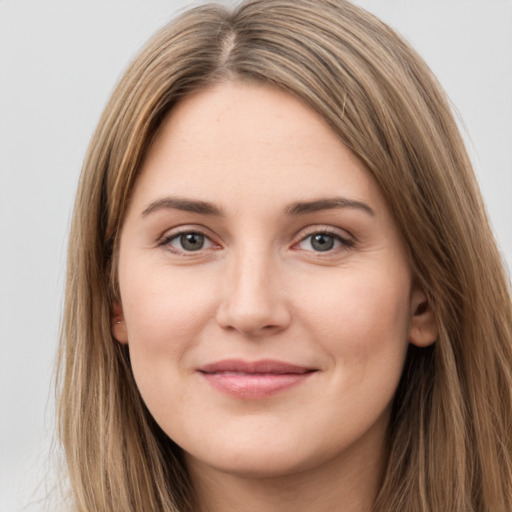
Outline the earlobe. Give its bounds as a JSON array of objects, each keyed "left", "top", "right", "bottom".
[
  {"left": 112, "top": 301, "right": 128, "bottom": 344},
  {"left": 408, "top": 286, "right": 438, "bottom": 347}
]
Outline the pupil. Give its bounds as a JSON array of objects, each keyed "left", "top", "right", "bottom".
[
  {"left": 181, "top": 233, "right": 204, "bottom": 251},
  {"left": 312, "top": 234, "right": 334, "bottom": 251}
]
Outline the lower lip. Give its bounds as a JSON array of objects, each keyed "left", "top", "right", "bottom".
[{"left": 200, "top": 372, "right": 314, "bottom": 399}]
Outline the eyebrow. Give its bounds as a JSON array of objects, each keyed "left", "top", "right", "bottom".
[
  {"left": 284, "top": 197, "right": 375, "bottom": 216},
  {"left": 141, "top": 197, "right": 224, "bottom": 217},
  {"left": 140, "top": 195, "right": 375, "bottom": 218}
]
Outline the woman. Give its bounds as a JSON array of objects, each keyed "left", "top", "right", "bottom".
[{"left": 57, "top": 0, "right": 512, "bottom": 510}]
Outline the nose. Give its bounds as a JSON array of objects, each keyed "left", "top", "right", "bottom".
[{"left": 215, "top": 248, "right": 292, "bottom": 337}]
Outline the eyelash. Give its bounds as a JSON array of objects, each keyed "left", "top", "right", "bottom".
[
  {"left": 293, "top": 228, "right": 355, "bottom": 254},
  {"left": 159, "top": 227, "right": 355, "bottom": 255},
  {"left": 159, "top": 229, "right": 217, "bottom": 255}
]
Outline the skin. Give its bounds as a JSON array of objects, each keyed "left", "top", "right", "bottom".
[{"left": 113, "top": 82, "right": 437, "bottom": 512}]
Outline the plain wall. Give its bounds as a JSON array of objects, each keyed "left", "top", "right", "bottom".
[{"left": 1, "top": 0, "right": 510, "bottom": 510}]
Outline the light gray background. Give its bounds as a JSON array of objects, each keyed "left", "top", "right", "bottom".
[{"left": 1, "top": 1, "right": 510, "bottom": 510}]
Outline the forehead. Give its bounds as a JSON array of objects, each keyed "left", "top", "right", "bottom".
[{"left": 130, "top": 81, "right": 384, "bottom": 216}]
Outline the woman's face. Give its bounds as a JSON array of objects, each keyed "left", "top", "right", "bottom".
[{"left": 114, "top": 82, "right": 433, "bottom": 480}]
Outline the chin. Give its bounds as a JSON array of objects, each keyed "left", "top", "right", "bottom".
[
  {"left": 182, "top": 428, "right": 350, "bottom": 482},
  {"left": 186, "top": 448, "right": 316, "bottom": 480}
]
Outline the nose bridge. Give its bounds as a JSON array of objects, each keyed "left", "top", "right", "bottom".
[
  {"left": 233, "top": 245, "right": 272, "bottom": 304},
  {"left": 216, "top": 242, "right": 290, "bottom": 335}
]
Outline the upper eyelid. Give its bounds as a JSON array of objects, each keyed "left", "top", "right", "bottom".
[
  {"left": 293, "top": 224, "right": 354, "bottom": 241},
  {"left": 159, "top": 225, "right": 216, "bottom": 242}
]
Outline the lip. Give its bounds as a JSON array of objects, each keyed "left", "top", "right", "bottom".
[{"left": 197, "top": 359, "right": 317, "bottom": 399}]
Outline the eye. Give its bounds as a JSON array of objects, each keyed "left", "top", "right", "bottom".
[
  {"left": 296, "top": 231, "right": 353, "bottom": 252},
  {"left": 164, "top": 231, "right": 215, "bottom": 252}
]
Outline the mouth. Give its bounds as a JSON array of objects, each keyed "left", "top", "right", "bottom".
[{"left": 197, "top": 359, "right": 317, "bottom": 399}]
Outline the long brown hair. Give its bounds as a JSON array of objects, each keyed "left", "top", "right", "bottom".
[{"left": 57, "top": 1, "right": 512, "bottom": 510}]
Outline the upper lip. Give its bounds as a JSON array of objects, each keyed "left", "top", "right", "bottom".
[{"left": 197, "top": 359, "right": 316, "bottom": 374}]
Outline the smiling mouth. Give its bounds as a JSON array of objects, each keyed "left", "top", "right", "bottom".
[{"left": 197, "top": 359, "right": 317, "bottom": 399}]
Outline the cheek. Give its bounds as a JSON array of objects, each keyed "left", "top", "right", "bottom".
[
  {"left": 119, "top": 268, "right": 219, "bottom": 428},
  {"left": 295, "top": 266, "right": 412, "bottom": 373},
  {"left": 118, "top": 263, "right": 218, "bottom": 397},
  {"left": 121, "top": 263, "right": 215, "bottom": 343}
]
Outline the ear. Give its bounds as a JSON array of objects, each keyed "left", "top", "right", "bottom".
[
  {"left": 112, "top": 301, "right": 128, "bottom": 344},
  {"left": 408, "top": 285, "right": 438, "bottom": 347}
]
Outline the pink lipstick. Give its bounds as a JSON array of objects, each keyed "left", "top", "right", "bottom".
[{"left": 197, "top": 359, "right": 316, "bottom": 399}]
